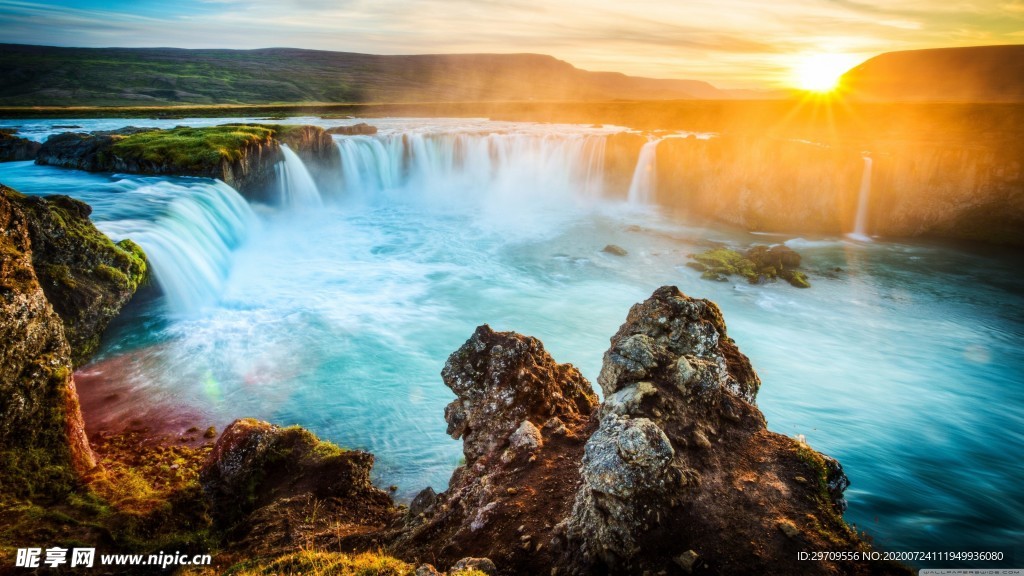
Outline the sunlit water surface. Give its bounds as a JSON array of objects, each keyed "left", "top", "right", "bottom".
[{"left": 1, "top": 117, "right": 1021, "bottom": 566}]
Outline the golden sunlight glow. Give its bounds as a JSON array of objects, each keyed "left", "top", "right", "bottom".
[{"left": 792, "top": 53, "right": 860, "bottom": 92}]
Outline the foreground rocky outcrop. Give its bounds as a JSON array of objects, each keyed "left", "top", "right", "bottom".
[
  {"left": 559, "top": 286, "right": 864, "bottom": 574},
  {"left": 200, "top": 418, "right": 398, "bottom": 557},
  {"left": 35, "top": 124, "right": 337, "bottom": 201},
  {"left": 4, "top": 188, "right": 148, "bottom": 366},
  {"left": 0, "top": 130, "right": 41, "bottom": 162},
  {"left": 0, "top": 188, "right": 95, "bottom": 498},
  {"left": 393, "top": 325, "right": 599, "bottom": 573},
  {"left": 385, "top": 287, "right": 905, "bottom": 575}
]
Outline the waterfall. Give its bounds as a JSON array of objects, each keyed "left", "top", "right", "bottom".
[
  {"left": 850, "top": 156, "right": 873, "bottom": 241},
  {"left": 332, "top": 132, "right": 608, "bottom": 203},
  {"left": 335, "top": 135, "right": 400, "bottom": 199},
  {"left": 98, "top": 180, "right": 258, "bottom": 316},
  {"left": 628, "top": 139, "right": 660, "bottom": 206},
  {"left": 276, "top": 145, "right": 324, "bottom": 208}
]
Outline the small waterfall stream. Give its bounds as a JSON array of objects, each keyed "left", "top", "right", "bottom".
[
  {"left": 97, "top": 180, "right": 258, "bottom": 316},
  {"left": 627, "top": 139, "right": 661, "bottom": 206},
  {"left": 849, "top": 156, "right": 873, "bottom": 241},
  {"left": 276, "top": 145, "right": 324, "bottom": 208}
]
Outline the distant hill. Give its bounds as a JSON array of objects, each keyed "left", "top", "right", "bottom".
[
  {"left": 840, "top": 45, "right": 1024, "bottom": 102},
  {"left": 0, "top": 44, "right": 760, "bottom": 106}
]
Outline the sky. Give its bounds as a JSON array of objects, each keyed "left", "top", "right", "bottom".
[{"left": 0, "top": 0, "right": 1022, "bottom": 89}]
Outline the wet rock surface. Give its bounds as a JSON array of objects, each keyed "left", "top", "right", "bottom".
[
  {"left": 688, "top": 245, "right": 810, "bottom": 288},
  {"left": 0, "top": 131, "right": 41, "bottom": 162}
]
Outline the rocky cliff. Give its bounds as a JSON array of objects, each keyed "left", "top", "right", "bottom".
[
  {"left": 9, "top": 190, "right": 148, "bottom": 366},
  {"left": 604, "top": 132, "right": 1024, "bottom": 245},
  {"left": 0, "top": 187, "right": 95, "bottom": 498},
  {"left": 34, "top": 124, "right": 337, "bottom": 202}
]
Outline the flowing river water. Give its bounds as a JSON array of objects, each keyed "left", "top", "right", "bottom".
[{"left": 1, "top": 117, "right": 1021, "bottom": 564}]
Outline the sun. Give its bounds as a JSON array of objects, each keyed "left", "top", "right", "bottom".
[{"left": 792, "top": 53, "right": 859, "bottom": 93}]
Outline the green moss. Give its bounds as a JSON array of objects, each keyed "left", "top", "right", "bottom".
[
  {"left": 95, "top": 263, "right": 128, "bottom": 288},
  {"left": 115, "top": 238, "right": 149, "bottom": 289},
  {"left": 690, "top": 245, "right": 812, "bottom": 288},
  {"left": 692, "top": 248, "right": 759, "bottom": 283},
  {"left": 43, "top": 263, "right": 77, "bottom": 289},
  {"left": 784, "top": 270, "right": 811, "bottom": 289},
  {"left": 111, "top": 125, "right": 276, "bottom": 171},
  {"left": 218, "top": 550, "right": 425, "bottom": 576},
  {"left": 0, "top": 448, "right": 78, "bottom": 501},
  {"left": 3, "top": 188, "right": 151, "bottom": 365}
]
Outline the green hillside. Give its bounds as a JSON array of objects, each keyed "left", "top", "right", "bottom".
[{"left": 0, "top": 44, "right": 741, "bottom": 106}]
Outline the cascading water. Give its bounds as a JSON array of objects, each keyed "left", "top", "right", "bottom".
[
  {"left": 335, "top": 135, "right": 401, "bottom": 199},
  {"left": 332, "top": 131, "right": 609, "bottom": 237},
  {"left": 97, "top": 180, "right": 258, "bottom": 316},
  {"left": 333, "top": 132, "right": 608, "bottom": 199},
  {"left": 276, "top": 145, "right": 324, "bottom": 208},
  {"left": 849, "top": 156, "right": 873, "bottom": 241},
  {"left": 628, "top": 138, "right": 661, "bottom": 206}
]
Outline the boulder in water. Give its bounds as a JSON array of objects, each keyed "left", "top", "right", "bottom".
[
  {"left": 327, "top": 122, "right": 379, "bottom": 135},
  {"left": 602, "top": 244, "right": 629, "bottom": 256},
  {"left": 0, "top": 131, "right": 41, "bottom": 162},
  {"left": 690, "top": 245, "right": 811, "bottom": 288}
]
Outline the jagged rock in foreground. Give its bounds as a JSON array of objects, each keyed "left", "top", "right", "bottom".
[
  {"left": 557, "top": 285, "right": 887, "bottom": 574},
  {"left": 393, "top": 324, "right": 599, "bottom": 573},
  {"left": 395, "top": 288, "right": 907, "bottom": 576},
  {"left": 0, "top": 188, "right": 94, "bottom": 497},
  {"left": 4, "top": 187, "right": 148, "bottom": 366},
  {"left": 200, "top": 418, "right": 398, "bottom": 556}
]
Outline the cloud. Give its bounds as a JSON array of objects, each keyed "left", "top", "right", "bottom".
[{"left": 0, "top": 0, "right": 1020, "bottom": 88}]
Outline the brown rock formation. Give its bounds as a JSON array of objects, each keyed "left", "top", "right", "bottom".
[
  {"left": 557, "top": 286, "right": 886, "bottom": 575},
  {"left": 0, "top": 188, "right": 95, "bottom": 497},
  {"left": 393, "top": 325, "right": 598, "bottom": 572},
  {"left": 200, "top": 418, "right": 398, "bottom": 556},
  {"left": 391, "top": 289, "right": 908, "bottom": 576}
]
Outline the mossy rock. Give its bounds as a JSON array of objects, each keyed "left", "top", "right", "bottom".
[
  {"left": 111, "top": 125, "right": 276, "bottom": 172},
  {"left": 3, "top": 186, "right": 149, "bottom": 366},
  {"left": 689, "top": 245, "right": 811, "bottom": 288}
]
